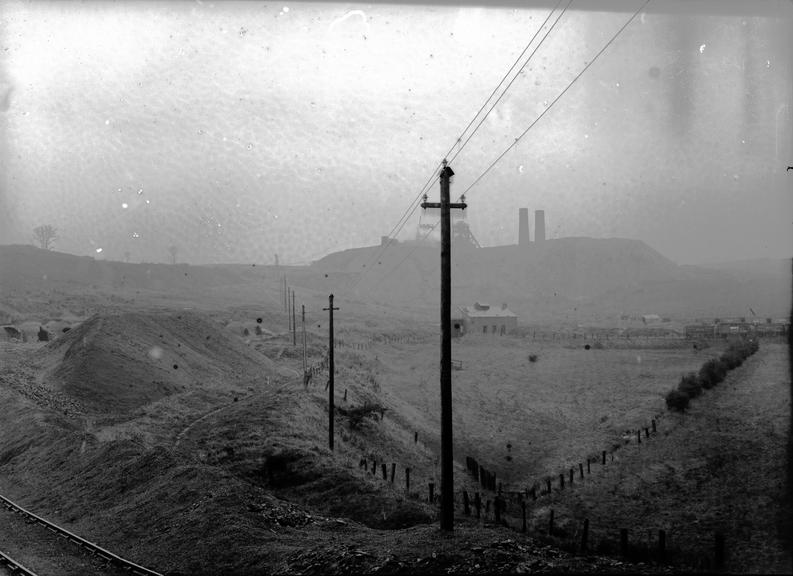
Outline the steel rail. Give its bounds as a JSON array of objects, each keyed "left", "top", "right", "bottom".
[
  {"left": 0, "top": 549, "right": 39, "bottom": 576},
  {"left": 0, "top": 494, "right": 162, "bottom": 576}
]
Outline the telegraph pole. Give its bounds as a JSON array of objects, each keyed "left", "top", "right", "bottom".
[
  {"left": 302, "top": 304, "right": 307, "bottom": 378},
  {"left": 291, "top": 289, "right": 297, "bottom": 346},
  {"left": 323, "top": 294, "right": 340, "bottom": 451},
  {"left": 422, "top": 159, "right": 466, "bottom": 532}
]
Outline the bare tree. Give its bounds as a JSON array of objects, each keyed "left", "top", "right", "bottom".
[
  {"left": 33, "top": 225, "right": 58, "bottom": 250},
  {"left": 167, "top": 245, "right": 178, "bottom": 265}
]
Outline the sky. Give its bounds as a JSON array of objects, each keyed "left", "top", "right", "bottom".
[{"left": 0, "top": 0, "right": 791, "bottom": 266}]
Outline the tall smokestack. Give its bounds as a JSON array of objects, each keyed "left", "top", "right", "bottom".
[
  {"left": 518, "top": 208, "right": 530, "bottom": 246},
  {"left": 535, "top": 210, "right": 545, "bottom": 243}
]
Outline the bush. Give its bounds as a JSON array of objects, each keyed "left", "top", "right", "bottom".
[
  {"left": 720, "top": 349, "right": 743, "bottom": 370},
  {"left": 342, "top": 402, "right": 387, "bottom": 430},
  {"left": 666, "top": 389, "right": 690, "bottom": 412},
  {"left": 677, "top": 372, "right": 702, "bottom": 398},
  {"left": 528, "top": 354, "right": 538, "bottom": 363},
  {"left": 699, "top": 358, "right": 727, "bottom": 389}
]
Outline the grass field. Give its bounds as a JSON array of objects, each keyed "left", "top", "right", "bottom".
[{"left": 372, "top": 333, "right": 729, "bottom": 488}]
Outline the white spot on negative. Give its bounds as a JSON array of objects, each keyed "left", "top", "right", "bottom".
[
  {"left": 122, "top": 203, "right": 128, "bottom": 209},
  {"left": 96, "top": 248, "right": 103, "bottom": 253},
  {"left": 699, "top": 44, "right": 706, "bottom": 54}
]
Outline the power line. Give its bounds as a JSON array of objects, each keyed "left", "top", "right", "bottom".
[
  {"left": 367, "top": 0, "right": 651, "bottom": 288},
  {"left": 460, "top": 0, "right": 652, "bottom": 200},
  {"left": 446, "top": 0, "right": 572, "bottom": 168},
  {"left": 351, "top": 1, "right": 566, "bottom": 289}
]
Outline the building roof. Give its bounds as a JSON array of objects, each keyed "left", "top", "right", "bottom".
[{"left": 460, "top": 304, "right": 517, "bottom": 318}]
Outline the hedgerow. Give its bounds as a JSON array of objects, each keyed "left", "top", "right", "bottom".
[{"left": 666, "top": 338, "right": 759, "bottom": 412}]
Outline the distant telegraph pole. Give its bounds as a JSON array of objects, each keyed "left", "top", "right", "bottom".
[
  {"left": 323, "top": 294, "right": 340, "bottom": 451},
  {"left": 421, "top": 159, "right": 467, "bottom": 531},
  {"left": 291, "top": 289, "right": 297, "bottom": 346},
  {"left": 302, "top": 304, "right": 307, "bottom": 378}
]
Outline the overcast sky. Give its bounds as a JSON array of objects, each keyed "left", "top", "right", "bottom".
[{"left": 0, "top": 0, "right": 791, "bottom": 265}]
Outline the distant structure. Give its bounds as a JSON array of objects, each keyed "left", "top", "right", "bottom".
[
  {"left": 452, "top": 220, "right": 481, "bottom": 248},
  {"left": 534, "top": 210, "right": 545, "bottom": 243},
  {"left": 684, "top": 318, "right": 789, "bottom": 339},
  {"left": 459, "top": 302, "right": 517, "bottom": 335},
  {"left": 518, "top": 208, "right": 530, "bottom": 246}
]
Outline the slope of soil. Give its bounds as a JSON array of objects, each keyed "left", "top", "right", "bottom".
[{"left": 28, "top": 311, "right": 276, "bottom": 413}]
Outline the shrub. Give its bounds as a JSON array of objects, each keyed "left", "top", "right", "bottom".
[
  {"left": 677, "top": 372, "right": 702, "bottom": 398},
  {"left": 720, "top": 349, "right": 743, "bottom": 370},
  {"left": 666, "top": 389, "right": 690, "bottom": 412},
  {"left": 528, "top": 354, "right": 538, "bottom": 363},
  {"left": 699, "top": 358, "right": 727, "bottom": 389},
  {"left": 343, "top": 402, "right": 387, "bottom": 430}
]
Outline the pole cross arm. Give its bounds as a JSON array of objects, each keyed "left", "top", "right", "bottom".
[{"left": 421, "top": 201, "right": 467, "bottom": 210}]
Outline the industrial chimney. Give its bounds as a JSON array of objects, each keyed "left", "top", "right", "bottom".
[
  {"left": 535, "top": 210, "right": 545, "bottom": 243},
  {"left": 518, "top": 208, "right": 530, "bottom": 246}
]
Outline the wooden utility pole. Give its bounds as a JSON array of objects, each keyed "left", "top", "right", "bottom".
[
  {"left": 421, "top": 159, "right": 466, "bottom": 532},
  {"left": 302, "top": 304, "right": 307, "bottom": 377},
  {"left": 291, "top": 289, "right": 297, "bottom": 346},
  {"left": 323, "top": 294, "right": 339, "bottom": 450}
]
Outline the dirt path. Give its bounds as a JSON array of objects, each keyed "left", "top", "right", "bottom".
[{"left": 542, "top": 341, "right": 791, "bottom": 573}]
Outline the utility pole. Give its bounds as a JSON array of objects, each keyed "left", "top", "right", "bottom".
[
  {"left": 285, "top": 286, "right": 290, "bottom": 330},
  {"left": 421, "top": 159, "right": 466, "bottom": 532},
  {"left": 302, "top": 304, "right": 307, "bottom": 378},
  {"left": 323, "top": 294, "right": 339, "bottom": 451},
  {"left": 291, "top": 289, "right": 297, "bottom": 346}
]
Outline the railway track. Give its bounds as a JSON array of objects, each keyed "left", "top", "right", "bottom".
[
  {"left": 0, "top": 549, "right": 37, "bottom": 576},
  {"left": 0, "top": 493, "right": 162, "bottom": 576}
]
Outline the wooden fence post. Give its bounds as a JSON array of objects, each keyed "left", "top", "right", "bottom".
[
  {"left": 620, "top": 529, "right": 629, "bottom": 557},
  {"left": 581, "top": 518, "right": 589, "bottom": 553},
  {"left": 405, "top": 467, "right": 411, "bottom": 493},
  {"left": 390, "top": 463, "right": 396, "bottom": 483},
  {"left": 570, "top": 468, "right": 574, "bottom": 485},
  {"left": 645, "top": 427, "right": 650, "bottom": 439},
  {"left": 652, "top": 419, "right": 657, "bottom": 433},
  {"left": 414, "top": 431, "right": 418, "bottom": 444},
  {"left": 371, "top": 460, "right": 377, "bottom": 475},
  {"left": 428, "top": 482, "right": 434, "bottom": 503},
  {"left": 602, "top": 450, "right": 607, "bottom": 465},
  {"left": 494, "top": 497, "right": 501, "bottom": 523},
  {"left": 587, "top": 459, "right": 591, "bottom": 474},
  {"left": 381, "top": 463, "right": 388, "bottom": 480},
  {"left": 579, "top": 463, "right": 584, "bottom": 479},
  {"left": 344, "top": 389, "right": 347, "bottom": 402},
  {"left": 521, "top": 501, "right": 527, "bottom": 532},
  {"left": 559, "top": 473, "right": 565, "bottom": 490},
  {"left": 637, "top": 430, "right": 642, "bottom": 444},
  {"left": 546, "top": 478, "right": 552, "bottom": 494},
  {"left": 463, "top": 490, "right": 470, "bottom": 516},
  {"left": 475, "top": 492, "right": 481, "bottom": 519},
  {"left": 658, "top": 529, "right": 666, "bottom": 563}
]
